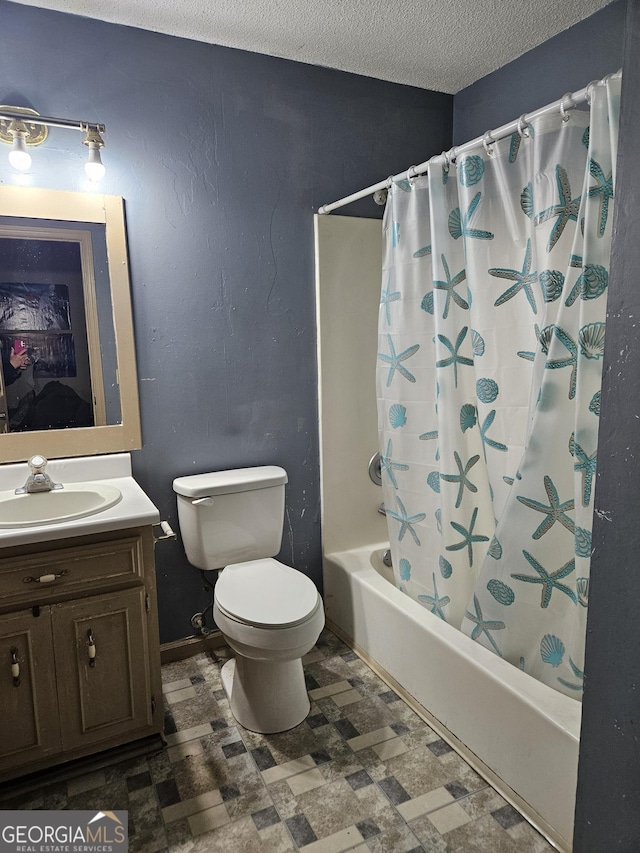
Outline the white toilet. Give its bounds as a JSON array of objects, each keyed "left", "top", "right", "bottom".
[{"left": 172, "top": 465, "right": 325, "bottom": 734}]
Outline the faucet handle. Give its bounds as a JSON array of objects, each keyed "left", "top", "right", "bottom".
[{"left": 28, "top": 454, "right": 48, "bottom": 473}]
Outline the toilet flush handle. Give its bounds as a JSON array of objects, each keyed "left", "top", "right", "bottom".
[{"left": 192, "top": 496, "right": 214, "bottom": 507}]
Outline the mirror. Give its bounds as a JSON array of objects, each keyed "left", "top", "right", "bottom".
[{"left": 0, "top": 186, "right": 141, "bottom": 462}]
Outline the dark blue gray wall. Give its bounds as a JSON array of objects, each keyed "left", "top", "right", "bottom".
[
  {"left": 452, "top": 1, "right": 638, "bottom": 848},
  {"left": 453, "top": 0, "right": 625, "bottom": 145},
  {"left": 574, "top": 1, "right": 640, "bottom": 847},
  {"left": 0, "top": 1, "right": 452, "bottom": 643}
]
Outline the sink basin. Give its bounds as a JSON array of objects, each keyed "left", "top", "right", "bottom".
[{"left": 0, "top": 483, "right": 122, "bottom": 528}]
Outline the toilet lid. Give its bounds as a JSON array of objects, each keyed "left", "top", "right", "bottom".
[{"left": 215, "top": 559, "right": 320, "bottom": 628}]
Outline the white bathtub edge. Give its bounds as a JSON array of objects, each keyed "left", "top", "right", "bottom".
[{"left": 323, "top": 545, "right": 580, "bottom": 850}]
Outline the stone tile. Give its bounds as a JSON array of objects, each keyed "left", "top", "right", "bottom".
[
  {"left": 428, "top": 802, "right": 473, "bottom": 835},
  {"left": 164, "top": 723, "right": 212, "bottom": 747},
  {"left": 67, "top": 770, "right": 106, "bottom": 797},
  {"left": 372, "top": 737, "right": 408, "bottom": 761},
  {"left": 251, "top": 805, "right": 281, "bottom": 830},
  {"left": 345, "top": 769, "right": 374, "bottom": 791},
  {"left": 419, "top": 812, "right": 515, "bottom": 852},
  {"left": 285, "top": 813, "right": 317, "bottom": 846},
  {"left": 167, "top": 739, "right": 204, "bottom": 764},
  {"left": 305, "top": 657, "right": 356, "bottom": 688},
  {"left": 303, "top": 649, "right": 327, "bottom": 664},
  {"left": 188, "top": 803, "right": 231, "bottom": 835},
  {"left": 294, "top": 777, "right": 394, "bottom": 840},
  {"left": 286, "top": 767, "right": 327, "bottom": 796},
  {"left": 163, "top": 678, "right": 193, "bottom": 694},
  {"left": 445, "top": 781, "right": 471, "bottom": 801},
  {"left": 507, "top": 819, "right": 556, "bottom": 851},
  {"left": 163, "top": 817, "right": 193, "bottom": 850},
  {"left": 331, "top": 688, "right": 363, "bottom": 708},
  {"left": 307, "top": 712, "right": 331, "bottom": 729},
  {"left": 222, "top": 740, "right": 247, "bottom": 759},
  {"left": 356, "top": 818, "right": 380, "bottom": 839},
  {"left": 309, "top": 680, "right": 354, "bottom": 700},
  {"left": 426, "top": 738, "right": 454, "bottom": 757},
  {"left": 251, "top": 745, "right": 278, "bottom": 771},
  {"left": 170, "top": 691, "right": 226, "bottom": 730},
  {"left": 128, "top": 786, "right": 164, "bottom": 836},
  {"left": 147, "top": 749, "right": 173, "bottom": 784},
  {"left": 260, "top": 724, "right": 327, "bottom": 764},
  {"left": 334, "top": 719, "right": 360, "bottom": 740},
  {"left": 379, "top": 690, "right": 400, "bottom": 704},
  {"left": 126, "top": 771, "right": 153, "bottom": 792},
  {"left": 128, "top": 824, "right": 168, "bottom": 853},
  {"left": 366, "top": 822, "right": 429, "bottom": 853},
  {"left": 347, "top": 726, "right": 397, "bottom": 752},
  {"left": 262, "top": 754, "right": 316, "bottom": 784},
  {"left": 257, "top": 820, "right": 297, "bottom": 852},
  {"left": 492, "top": 803, "right": 525, "bottom": 830},
  {"left": 396, "top": 786, "right": 454, "bottom": 821},
  {"left": 341, "top": 651, "right": 359, "bottom": 662},
  {"left": 220, "top": 783, "right": 241, "bottom": 801},
  {"left": 377, "top": 746, "right": 459, "bottom": 798},
  {"left": 377, "top": 776, "right": 411, "bottom": 806},
  {"left": 302, "top": 825, "right": 365, "bottom": 852},
  {"left": 162, "top": 789, "right": 223, "bottom": 824},
  {"left": 155, "top": 777, "right": 181, "bottom": 808},
  {"left": 224, "top": 781, "right": 274, "bottom": 822}
]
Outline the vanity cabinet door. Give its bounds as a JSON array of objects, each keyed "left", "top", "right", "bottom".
[
  {"left": 52, "top": 587, "right": 153, "bottom": 753},
  {"left": 0, "top": 608, "right": 61, "bottom": 771}
]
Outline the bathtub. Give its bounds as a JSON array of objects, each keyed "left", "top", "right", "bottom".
[{"left": 323, "top": 544, "right": 581, "bottom": 852}]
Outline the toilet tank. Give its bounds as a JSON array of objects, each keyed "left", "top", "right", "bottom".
[{"left": 173, "top": 466, "right": 288, "bottom": 571}]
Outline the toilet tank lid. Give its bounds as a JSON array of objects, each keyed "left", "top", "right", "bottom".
[{"left": 173, "top": 465, "right": 287, "bottom": 498}]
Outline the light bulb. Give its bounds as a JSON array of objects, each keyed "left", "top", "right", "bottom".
[
  {"left": 8, "top": 132, "right": 31, "bottom": 171},
  {"left": 85, "top": 142, "right": 105, "bottom": 181}
]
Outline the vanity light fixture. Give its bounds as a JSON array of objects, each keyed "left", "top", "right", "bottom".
[{"left": 0, "top": 105, "right": 106, "bottom": 181}]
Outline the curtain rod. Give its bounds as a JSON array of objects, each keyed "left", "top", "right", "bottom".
[{"left": 317, "top": 69, "right": 622, "bottom": 216}]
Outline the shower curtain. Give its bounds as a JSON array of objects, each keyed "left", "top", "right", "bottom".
[{"left": 377, "top": 77, "right": 620, "bottom": 697}]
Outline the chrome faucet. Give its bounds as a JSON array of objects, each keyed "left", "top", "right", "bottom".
[{"left": 15, "top": 455, "right": 63, "bottom": 495}]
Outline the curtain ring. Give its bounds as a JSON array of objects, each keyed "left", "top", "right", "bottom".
[
  {"left": 386, "top": 175, "right": 394, "bottom": 189},
  {"left": 559, "top": 93, "right": 574, "bottom": 123},
  {"left": 441, "top": 150, "right": 451, "bottom": 173},
  {"left": 517, "top": 115, "right": 530, "bottom": 138},
  {"left": 585, "top": 80, "right": 599, "bottom": 105},
  {"left": 406, "top": 165, "right": 417, "bottom": 185},
  {"left": 482, "top": 131, "right": 495, "bottom": 155}
]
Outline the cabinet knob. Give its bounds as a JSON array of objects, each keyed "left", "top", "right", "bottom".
[
  {"left": 87, "top": 629, "right": 96, "bottom": 667},
  {"left": 10, "top": 647, "right": 20, "bottom": 687}
]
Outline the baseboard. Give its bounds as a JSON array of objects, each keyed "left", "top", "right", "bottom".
[{"left": 160, "top": 631, "right": 226, "bottom": 664}]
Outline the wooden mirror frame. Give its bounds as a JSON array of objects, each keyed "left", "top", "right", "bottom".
[{"left": 0, "top": 186, "right": 141, "bottom": 462}]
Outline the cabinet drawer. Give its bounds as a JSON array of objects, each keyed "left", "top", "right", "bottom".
[{"left": 0, "top": 536, "right": 144, "bottom": 607}]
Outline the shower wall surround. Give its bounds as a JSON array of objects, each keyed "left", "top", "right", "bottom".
[{"left": 0, "top": 1, "right": 452, "bottom": 643}]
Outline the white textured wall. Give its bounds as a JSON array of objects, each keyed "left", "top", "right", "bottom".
[{"left": 315, "top": 214, "right": 387, "bottom": 555}]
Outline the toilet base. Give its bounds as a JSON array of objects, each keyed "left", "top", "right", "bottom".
[{"left": 220, "top": 655, "right": 310, "bottom": 734}]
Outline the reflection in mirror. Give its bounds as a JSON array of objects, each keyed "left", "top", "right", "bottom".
[
  {"left": 0, "top": 187, "right": 140, "bottom": 462},
  {"left": 0, "top": 223, "right": 122, "bottom": 433}
]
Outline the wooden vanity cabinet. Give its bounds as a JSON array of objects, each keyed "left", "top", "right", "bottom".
[{"left": 0, "top": 527, "right": 163, "bottom": 781}]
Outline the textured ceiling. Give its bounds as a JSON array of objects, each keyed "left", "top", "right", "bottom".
[{"left": 11, "top": 0, "right": 613, "bottom": 93}]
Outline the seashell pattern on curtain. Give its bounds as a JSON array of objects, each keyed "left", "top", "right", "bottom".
[{"left": 376, "top": 77, "right": 620, "bottom": 698}]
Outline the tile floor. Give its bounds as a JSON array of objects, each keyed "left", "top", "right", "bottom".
[{"left": 0, "top": 629, "right": 557, "bottom": 852}]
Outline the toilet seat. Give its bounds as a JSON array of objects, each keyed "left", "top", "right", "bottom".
[{"left": 214, "top": 558, "right": 320, "bottom": 628}]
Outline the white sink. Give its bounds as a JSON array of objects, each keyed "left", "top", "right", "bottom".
[{"left": 0, "top": 483, "right": 122, "bottom": 528}]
